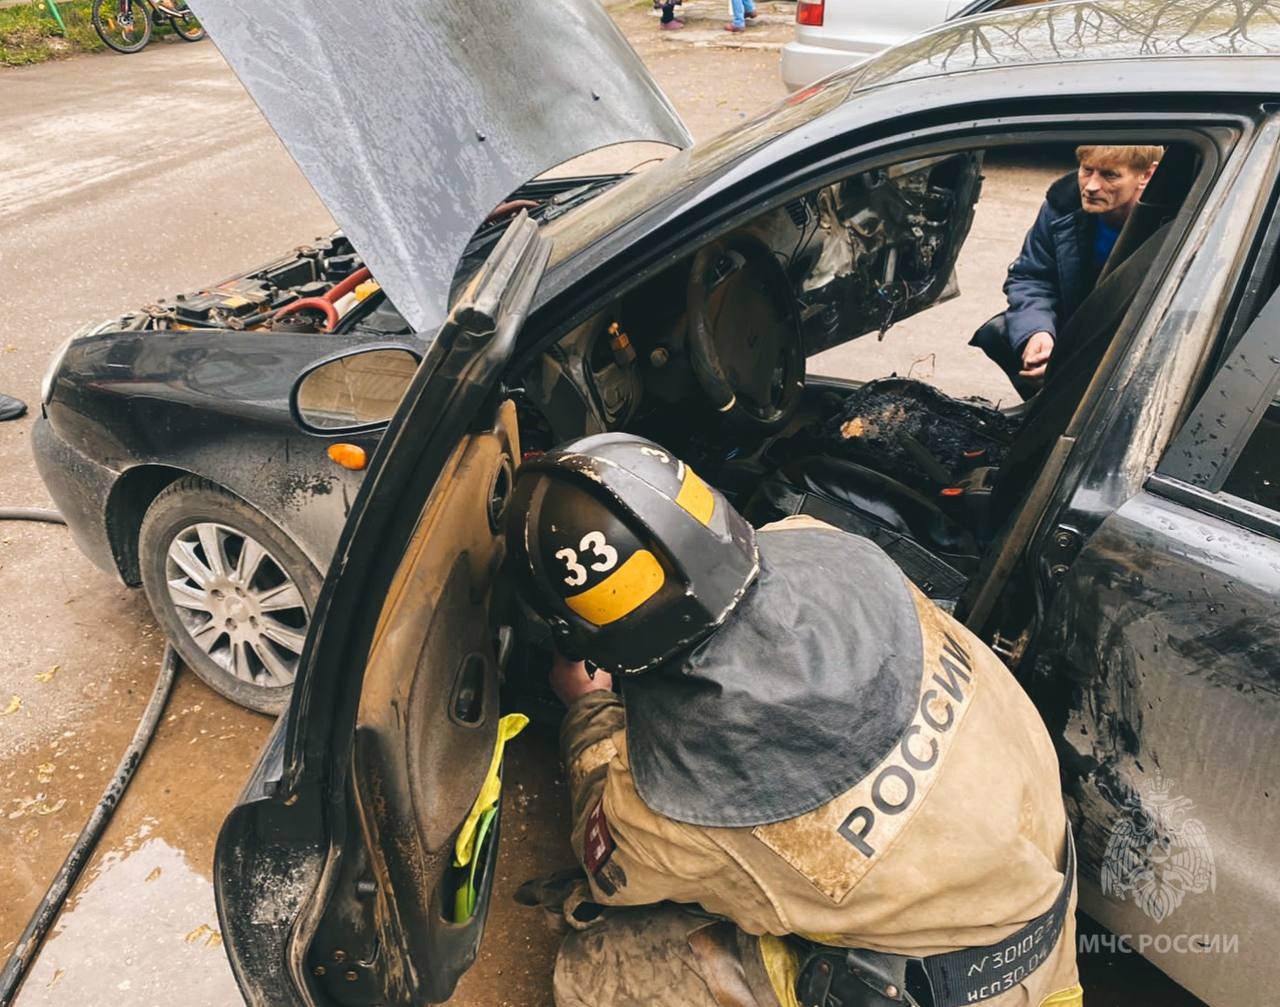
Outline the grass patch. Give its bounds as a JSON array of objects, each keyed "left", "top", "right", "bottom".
[
  {"left": 1, "top": 1, "right": 100, "bottom": 65},
  {"left": 0, "top": 0, "right": 198, "bottom": 67}
]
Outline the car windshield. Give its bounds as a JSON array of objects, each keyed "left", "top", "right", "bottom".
[{"left": 541, "top": 78, "right": 853, "bottom": 268}]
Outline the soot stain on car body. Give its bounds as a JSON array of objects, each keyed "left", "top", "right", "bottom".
[{"left": 280, "top": 471, "right": 335, "bottom": 508}]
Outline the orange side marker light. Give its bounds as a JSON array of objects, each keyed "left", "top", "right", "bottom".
[{"left": 327, "top": 443, "right": 368, "bottom": 471}]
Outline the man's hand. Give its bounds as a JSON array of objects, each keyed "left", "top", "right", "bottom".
[
  {"left": 550, "top": 653, "right": 613, "bottom": 706},
  {"left": 1018, "top": 331, "right": 1055, "bottom": 385}
]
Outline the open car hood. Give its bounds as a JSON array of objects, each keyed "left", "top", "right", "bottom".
[{"left": 188, "top": 0, "right": 690, "bottom": 334}]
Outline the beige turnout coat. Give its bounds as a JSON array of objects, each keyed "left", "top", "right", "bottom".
[{"left": 560, "top": 527, "right": 1081, "bottom": 1007}]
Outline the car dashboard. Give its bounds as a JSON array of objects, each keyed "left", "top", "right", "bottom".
[{"left": 518, "top": 151, "right": 983, "bottom": 458}]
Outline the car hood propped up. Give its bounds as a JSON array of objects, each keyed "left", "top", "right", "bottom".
[{"left": 188, "top": 0, "right": 691, "bottom": 334}]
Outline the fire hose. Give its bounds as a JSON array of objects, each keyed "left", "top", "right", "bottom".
[{"left": 0, "top": 508, "right": 178, "bottom": 1006}]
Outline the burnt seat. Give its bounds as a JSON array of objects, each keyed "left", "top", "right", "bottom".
[
  {"left": 744, "top": 456, "right": 980, "bottom": 603},
  {"left": 747, "top": 217, "right": 1177, "bottom": 604}
]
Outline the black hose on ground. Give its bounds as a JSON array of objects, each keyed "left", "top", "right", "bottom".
[
  {"left": 0, "top": 507, "right": 66, "bottom": 525},
  {"left": 0, "top": 508, "right": 179, "bottom": 1006}
]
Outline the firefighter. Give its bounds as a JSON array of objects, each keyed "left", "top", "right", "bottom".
[{"left": 506, "top": 433, "right": 1081, "bottom": 1007}]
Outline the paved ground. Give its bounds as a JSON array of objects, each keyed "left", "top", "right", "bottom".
[{"left": 0, "top": 2, "right": 1207, "bottom": 1005}]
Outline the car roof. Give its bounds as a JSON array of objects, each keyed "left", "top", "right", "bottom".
[
  {"left": 840, "top": 0, "right": 1280, "bottom": 96},
  {"left": 536, "top": 0, "right": 1278, "bottom": 292}
]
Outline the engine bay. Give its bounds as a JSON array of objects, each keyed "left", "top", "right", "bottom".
[{"left": 100, "top": 173, "right": 628, "bottom": 338}]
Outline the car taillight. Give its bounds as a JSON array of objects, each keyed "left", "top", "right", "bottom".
[{"left": 797, "top": 0, "right": 825, "bottom": 26}]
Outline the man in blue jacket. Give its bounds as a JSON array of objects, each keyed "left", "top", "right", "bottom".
[{"left": 973, "top": 145, "right": 1161, "bottom": 396}]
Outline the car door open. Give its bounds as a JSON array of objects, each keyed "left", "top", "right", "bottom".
[
  {"left": 214, "top": 216, "right": 548, "bottom": 1006},
  {"left": 340, "top": 398, "right": 520, "bottom": 1003}
]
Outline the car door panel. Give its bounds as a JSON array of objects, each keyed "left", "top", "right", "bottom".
[
  {"left": 347, "top": 400, "right": 519, "bottom": 1004},
  {"left": 214, "top": 216, "right": 548, "bottom": 1007},
  {"left": 1045, "top": 491, "right": 1280, "bottom": 1003},
  {"left": 1026, "top": 160, "right": 1280, "bottom": 1003}
]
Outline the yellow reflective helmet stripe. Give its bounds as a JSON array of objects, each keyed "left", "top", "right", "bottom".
[
  {"left": 565, "top": 549, "right": 665, "bottom": 625},
  {"left": 675, "top": 465, "right": 715, "bottom": 526}
]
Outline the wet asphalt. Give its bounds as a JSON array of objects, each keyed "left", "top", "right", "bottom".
[{"left": 0, "top": 2, "right": 1208, "bottom": 1004}]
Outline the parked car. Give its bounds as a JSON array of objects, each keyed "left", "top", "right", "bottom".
[
  {"left": 45, "top": 0, "right": 1280, "bottom": 1003},
  {"left": 33, "top": 171, "right": 664, "bottom": 714},
  {"left": 780, "top": 0, "right": 1040, "bottom": 91}
]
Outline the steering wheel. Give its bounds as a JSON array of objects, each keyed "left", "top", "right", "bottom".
[{"left": 686, "top": 233, "right": 805, "bottom": 432}]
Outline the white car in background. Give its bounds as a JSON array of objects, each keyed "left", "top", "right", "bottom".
[{"left": 781, "top": 0, "right": 1038, "bottom": 90}]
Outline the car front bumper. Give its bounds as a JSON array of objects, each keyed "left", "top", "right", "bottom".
[{"left": 31, "top": 416, "right": 126, "bottom": 582}]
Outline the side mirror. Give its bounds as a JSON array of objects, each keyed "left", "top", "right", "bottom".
[{"left": 293, "top": 347, "right": 420, "bottom": 433}]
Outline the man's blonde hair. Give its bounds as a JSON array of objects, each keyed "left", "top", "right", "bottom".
[{"left": 1076, "top": 145, "right": 1164, "bottom": 172}]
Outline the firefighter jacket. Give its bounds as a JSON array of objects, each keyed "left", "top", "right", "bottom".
[{"left": 560, "top": 521, "right": 1080, "bottom": 1006}]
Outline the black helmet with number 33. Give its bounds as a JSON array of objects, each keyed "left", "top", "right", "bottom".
[{"left": 507, "top": 433, "right": 759, "bottom": 674}]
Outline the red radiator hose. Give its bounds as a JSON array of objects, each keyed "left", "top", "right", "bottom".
[
  {"left": 325, "top": 265, "right": 372, "bottom": 304},
  {"left": 273, "top": 266, "right": 373, "bottom": 332},
  {"left": 484, "top": 199, "right": 539, "bottom": 224},
  {"left": 273, "top": 297, "right": 339, "bottom": 330}
]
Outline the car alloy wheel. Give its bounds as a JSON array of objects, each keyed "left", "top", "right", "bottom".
[
  {"left": 139, "top": 476, "right": 322, "bottom": 715},
  {"left": 165, "top": 521, "right": 308, "bottom": 690}
]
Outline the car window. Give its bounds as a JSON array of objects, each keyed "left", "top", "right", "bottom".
[
  {"left": 1221, "top": 393, "right": 1280, "bottom": 512},
  {"left": 808, "top": 139, "right": 1193, "bottom": 406},
  {"left": 1216, "top": 252, "right": 1280, "bottom": 516},
  {"left": 1156, "top": 264, "right": 1280, "bottom": 524}
]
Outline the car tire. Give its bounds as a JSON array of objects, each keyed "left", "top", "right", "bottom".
[{"left": 138, "top": 476, "right": 322, "bottom": 715}]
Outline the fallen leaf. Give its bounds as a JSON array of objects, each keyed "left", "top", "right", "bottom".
[
  {"left": 36, "top": 799, "right": 67, "bottom": 816},
  {"left": 1, "top": 696, "right": 20, "bottom": 716},
  {"left": 145, "top": 866, "right": 162, "bottom": 883},
  {"left": 34, "top": 665, "right": 59, "bottom": 683},
  {"left": 47, "top": 968, "right": 64, "bottom": 989},
  {"left": 185, "top": 923, "right": 218, "bottom": 945}
]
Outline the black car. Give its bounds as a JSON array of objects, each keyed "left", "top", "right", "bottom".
[
  {"left": 32, "top": 166, "right": 657, "bottom": 714},
  {"left": 49, "top": 0, "right": 1280, "bottom": 1003}
]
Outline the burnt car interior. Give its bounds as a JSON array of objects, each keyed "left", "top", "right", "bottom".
[
  {"left": 512, "top": 139, "right": 1201, "bottom": 606},
  {"left": 314, "top": 135, "right": 1216, "bottom": 993}
]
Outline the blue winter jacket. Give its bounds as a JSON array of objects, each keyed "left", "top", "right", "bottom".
[{"left": 1002, "top": 172, "right": 1100, "bottom": 351}]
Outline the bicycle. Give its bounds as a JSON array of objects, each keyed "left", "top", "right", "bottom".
[{"left": 91, "top": 0, "right": 204, "bottom": 54}]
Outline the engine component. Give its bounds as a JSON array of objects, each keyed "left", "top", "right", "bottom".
[{"left": 172, "top": 278, "right": 275, "bottom": 326}]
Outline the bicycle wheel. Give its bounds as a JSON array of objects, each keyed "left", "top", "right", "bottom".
[
  {"left": 167, "top": 3, "right": 205, "bottom": 42},
  {"left": 92, "top": 0, "right": 152, "bottom": 53}
]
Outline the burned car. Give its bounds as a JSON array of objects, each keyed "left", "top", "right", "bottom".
[{"left": 43, "top": 0, "right": 1280, "bottom": 1003}]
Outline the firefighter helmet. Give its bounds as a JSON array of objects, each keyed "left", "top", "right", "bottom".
[{"left": 507, "top": 434, "right": 759, "bottom": 674}]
